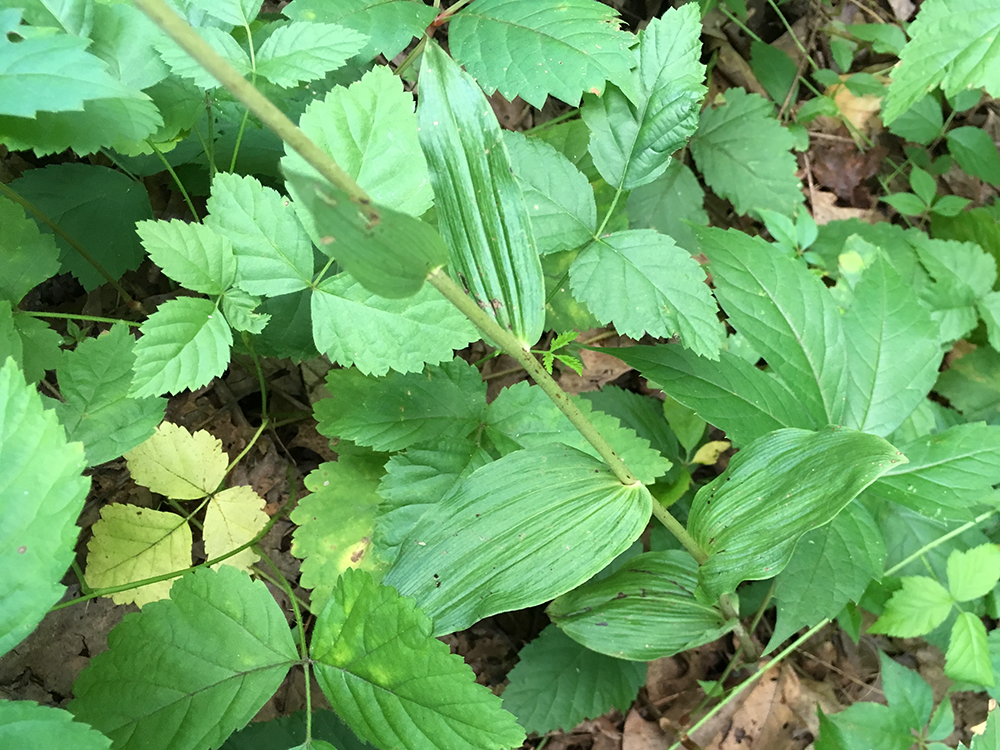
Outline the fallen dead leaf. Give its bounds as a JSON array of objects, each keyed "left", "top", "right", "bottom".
[
  {"left": 623, "top": 707, "right": 668, "bottom": 750},
  {"left": 810, "top": 190, "right": 880, "bottom": 225},
  {"left": 830, "top": 85, "right": 882, "bottom": 134}
]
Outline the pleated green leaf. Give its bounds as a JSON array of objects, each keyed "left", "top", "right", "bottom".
[
  {"left": 417, "top": 41, "right": 545, "bottom": 346},
  {"left": 547, "top": 550, "right": 735, "bottom": 660},
  {"left": 688, "top": 427, "right": 903, "bottom": 600},
  {"left": 382, "top": 444, "right": 652, "bottom": 635},
  {"left": 69, "top": 567, "right": 299, "bottom": 750},
  {"left": 312, "top": 569, "right": 525, "bottom": 750},
  {"left": 0, "top": 358, "right": 89, "bottom": 657}
]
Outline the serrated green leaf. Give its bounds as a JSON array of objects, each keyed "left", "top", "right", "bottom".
[
  {"left": 448, "top": 0, "right": 635, "bottom": 109},
  {"left": 310, "top": 272, "right": 477, "bottom": 377},
  {"left": 0, "top": 197, "right": 60, "bottom": 305},
  {"left": 948, "top": 544, "right": 1000, "bottom": 602},
  {"left": 221, "top": 288, "right": 270, "bottom": 334},
  {"left": 767, "top": 502, "right": 885, "bottom": 651},
  {"left": 501, "top": 624, "right": 647, "bottom": 733},
  {"left": 888, "top": 94, "right": 943, "bottom": 145},
  {"left": 570, "top": 230, "right": 721, "bottom": 357},
  {"left": 376, "top": 439, "right": 493, "bottom": 565},
  {"left": 698, "top": 226, "right": 846, "bottom": 426},
  {"left": 947, "top": 126, "right": 1000, "bottom": 187},
  {"left": 842, "top": 251, "right": 941, "bottom": 436},
  {"left": 879, "top": 651, "right": 935, "bottom": 733},
  {"left": 0, "top": 702, "right": 110, "bottom": 749},
  {"left": 932, "top": 208, "right": 1000, "bottom": 271},
  {"left": 315, "top": 358, "right": 486, "bottom": 452},
  {"left": 154, "top": 27, "right": 251, "bottom": 89},
  {"left": 205, "top": 173, "right": 315, "bottom": 297},
  {"left": 504, "top": 130, "right": 597, "bottom": 255},
  {"left": 137, "top": 219, "right": 237, "bottom": 296},
  {"left": 581, "top": 4, "right": 705, "bottom": 191},
  {"left": 0, "top": 358, "right": 89, "bottom": 656},
  {"left": 750, "top": 40, "right": 799, "bottom": 104},
  {"left": 11, "top": 0, "right": 93, "bottom": 35},
  {"left": 689, "top": 427, "right": 903, "bottom": 600},
  {"left": 130, "top": 297, "right": 233, "bottom": 398},
  {"left": 55, "top": 324, "right": 166, "bottom": 466},
  {"left": 12, "top": 313, "right": 62, "bottom": 382},
  {"left": 689, "top": 89, "right": 803, "bottom": 216},
  {"left": 883, "top": 191, "right": 927, "bottom": 216},
  {"left": 627, "top": 160, "right": 708, "bottom": 253},
  {"left": 937, "top": 347, "right": 1000, "bottom": 421},
  {"left": 290, "top": 455, "right": 389, "bottom": 615},
  {"left": 282, "top": 66, "right": 433, "bottom": 218},
  {"left": 11, "top": 163, "right": 153, "bottom": 290},
  {"left": 383, "top": 445, "right": 652, "bottom": 635},
  {"left": 947, "top": 612, "right": 994, "bottom": 686},
  {"left": 882, "top": 0, "right": 1000, "bottom": 124},
  {"left": 188, "top": 0, "right": 262, "bottom": 26},
  {"left": 483, "top": 381, "right": 672, "bottom": 485},
  {"left": 204, "top": 486, "right": 268, "bottom": 572},
  {"left": 613, "top": 344, "right": 816, "bottom": 446},
  {"left": 70, "top": 567, "right": 298, "bottom": 750},
  {"left": 816, "top": 702, "right": 913, "bottom": 750},
  {"left": 282, "top": 0, "right": 436, "bottom": 62},
  {"left": 125, "top": 421, "right": 228, "bottom": 499},
  {"left": 88, "top": 2, "right": 170, "bottom": 91},
  {"left": 0, "top": 7, "right": 143, "bottom": 117},
  {"left": 417, "top": 41, "right": 544, "bottom": 345},
  {"left": 869, "top": 576, "right": 953, "bottom": 637},
  {"left": 312, "top": 569, "right": 525, "bottom": 750},
  {"left": 582, "top": 386, "right": 681, "bottom": 462},
  {"left": 84, "top": 504, "right": 192, "bottom": 607},
  {"left": 255, "top": 21, "right": 368, "bottom": 87},
  {"left": 867, "top": 423, "right": 1000, "bottom": 519},
  {"left": 547, "top": 550, "right": 734, "bottom": 660},
  {"left": 285, "top": 171, "right": 446, "bottom": 299}
]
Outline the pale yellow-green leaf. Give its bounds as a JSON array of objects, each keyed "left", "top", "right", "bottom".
[
  {"left": 85, "top": 504, "right": 192, "bottom": 607},
  {"left": 691, "top": 440, "right": 730, "bottom": 465},
  {"left": 125, "top": 421, "right": 228, "bottom": 499},
  {"left": 204, "top": 486, "right": 268, "bottom": 572}
]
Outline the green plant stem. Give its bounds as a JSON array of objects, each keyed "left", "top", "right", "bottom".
[
  {"left": 523, "top": 108, "right": 580, "bottom": 135},
  {"left": 255, "top": 546, "right": 308, "bottom": 653},
  {"left": 148, "top": 139, "right": 200, "bottom": 220},
  {"left": 884, "top": 508, "right": 998, "bottom": 577},
  {"left": 650, "top": 500, "right": 707, "bottom": 564},
  {"left": 134, "top": 0, "right": 375, "bottom": 211},
  {"left": 393, "top": 35, "right": 427, "bottom": 78},
  {"left": 24, "top": 311, "right": 141, "bottom": 327},
  {"left": 244, "top": 335, "right": 268, "bottom": 420},
  {"left": 0, "top": 182, "right": 142, "bottom": 311},
  {"left": 205, "top": 92, "right": 217, "bottom": 179},
  {"left": 220, "top": 418, "right": 269, "bottom": 486},
  {"left": 594, "top": 185, "right": 623, "bottom": 238},
  {"left": 766, "top": 0, "right": 819, "bottom": 71}
]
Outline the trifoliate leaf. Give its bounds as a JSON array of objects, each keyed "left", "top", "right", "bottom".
[
  {"left": 312, "top": 569, "right": 525, "bottom": 750},
  {"left": 882, "top": 0, "right": 1000, "bottom": 124},
  {"left": 311, "top": 274, "right": 477, "bottom": 376},
  {"left": 382, "top": 445, "right": 652, "bottom": 635},
  {"left": 0, "top": 8, "right": 146, "bottom": 117},
  {"left": 136, "top": 220, "right": 237, "bottom": 296},
  {"left": 448, "top": 0, "right": 635, "bottom": 109},
  {"left": 315, "top": 358, "right": 486, "bottom": 452},
  {"left": 504, "top": 131, "right": 597, "bottom": 255},
  {"left": 291, "top": 455, "right": 389, "bottom": 615},
  {"left": 204, "top": 486, "right": 268, "bottom": 572},
  {"left": 627, "top": 160, "right": 708, "bottom": 253},
  {"left": 0, "top": 197, "right": 60, "bottom": 305},
  {"left": 767, "top": 502, "right": 885, "bottom": 651},
  {"left": 154, "top": 27, "right": 251, "bottom": 90},
  {"left": 947, "top": 544, "right": 1000, "bottom": 603},
  {"left": 689, "top": 427, "right": 903, "bottom": 600},
  {"left": 0, "top": 702, "right": 110, "bottom": 749},
  {"left": 946, "top": 612, "right": 993, "bottom": 686},
  {"left": 255, "top": 21, "right": 368, "bottom": 88},
  {"left": 570, "top": 229, "right": 721, "bottom": 358},
  {"left": 869, "top": 576, "right": 953, "bottom": 637},
  {"left": 697, "top": 226, "right": 846, "bottom": 427},
  {"left": 70, "top": 567, "right": 298, "bottom": 750},
  {"left": 206, "top": 172, "right": 315, "bottom": 297},
  {"left": 11, "top": 163, "right": 153, "bottom": 291},
  {"left": 417, "top": 41, "right": 545, "bottom": 345},
  {"left": 221, "top": 288, "right": 270, "bottom": 334},
  {"left": 547, "top": 550, "right": 734, "bottom": 660},
  {"left": 502, "top": 625, "right": 647, "bottom": 734},
  {"left": 0, "top": 358, "right": 89, "bottom": 656},
  {"left": 125, "top": 421, "right": 228, "bottom": 500},
  {"left": 282, "top": 66, "right": 433, "bottom": 218},
  {"left": 582, "top": 4, "right": 705, "bottom": 191},
  {"left": 85, "top": 504, "right": 192, "bottom": 607},
  {"left": 55, "top": 324, "right": 167, "bottom": 467},
  {"left": 282, "top": 0, "right": 437, "bottom": 62},
  {"left": 130, "top": 297, "right": 233, "bottom": 398},
  {"left": 689, "top": 89, "right": 803, "bottom": 216},
  {"left": 483, "top": 381, "right": 672, "bottom": 485}
]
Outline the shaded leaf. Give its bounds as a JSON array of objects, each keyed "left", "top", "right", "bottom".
[
  {"left": 256, "top": 21, "right": 368, "bottom": 88},
  {"left": 0, "top": 702, "right": 110, "bottom": 749},
  {"left": 626, "top": 160, "right": 708, "bottom": 253},
  {"left": 0, "top": 197, "right": 60, "bottom": 305}
]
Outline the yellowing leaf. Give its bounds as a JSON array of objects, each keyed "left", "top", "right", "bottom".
[
  {"left": 125, "top": 422, "right": 228, "bottom": 500},
  {"left": 691, "top": 440, "right": 730, "bottom": 465},
  {"left": 85, "top": 504, "right": 192, "bottom": 607},
  {"left": 204, "top": 486, "right": 268, "bottom": 572}
]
